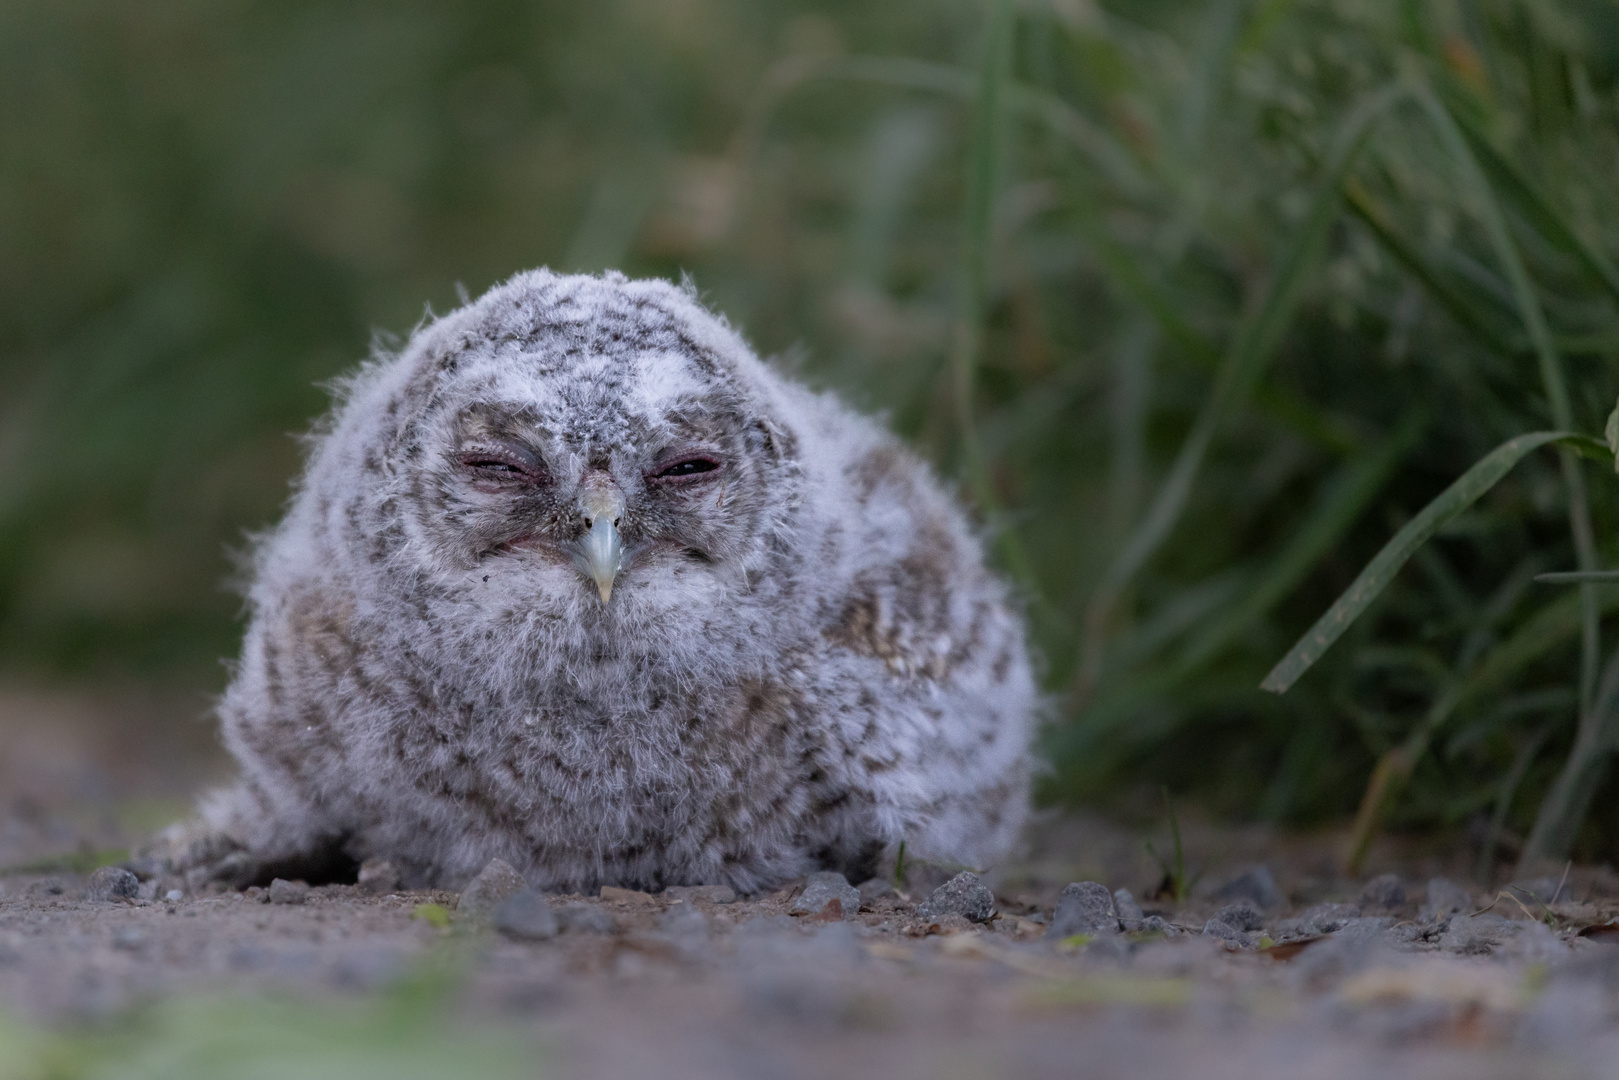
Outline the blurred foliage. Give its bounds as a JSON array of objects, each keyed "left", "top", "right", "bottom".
[
  {"left": 0, "top": 952, "right": 537, "bottom": 1080},
  {"left": 6, "top": 0, "right": 1619, "bottom": 871}
]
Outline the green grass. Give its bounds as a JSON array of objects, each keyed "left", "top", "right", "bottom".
[
  {"left": 4, "top": 0, "right": 1619, "bottom": 874},
  {"left": 0, "top": 959, "right": 539, "bottom": 1080}
]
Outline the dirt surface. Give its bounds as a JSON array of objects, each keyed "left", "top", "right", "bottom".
[{"left": 8, "top": 684, "right": 1619, "bottom": 1079}]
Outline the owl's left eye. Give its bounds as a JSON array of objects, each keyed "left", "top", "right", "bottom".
[{"left": 651, "top": 455, "right": 722, "bottom": 482}]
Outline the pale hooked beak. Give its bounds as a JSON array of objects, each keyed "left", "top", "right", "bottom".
[{"left": 577, "top": 482, "right": 625, "bottom": 604}]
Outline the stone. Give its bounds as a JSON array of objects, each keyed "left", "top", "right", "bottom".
[
  {"left": 165, "top": 889, "right": 184, "bottom": 902},
  {"left": 1046, "top": 882, "right": 1118, "bottom": 939},
  {"left": 1300, "top": 902, "right": 1362, "bottom": 934},
  {"left": 915, "top": 872, "right": 995, "bottom": 924},
  {"left": 492, "top": 890, "right": 559, "bottom": 941},
  {"left": 1211, "top": 902, "right": 1264, "bottom": 932},
  {"left": 1441, "top": 913, "right": 1518, "bottom": 955},
  {"left": 918, "top": 913, "right": 975, "bottom": 936},
  {"left": 1211, "top": 865, "right": 1281, "bottom": 910},
  {"left": 664, "top": 885, "right": 736, "bottom": 905},
  {"left": 557, "top": 903, "right": 616, "bottom": 934},
  {"left": 269, "top": 878, "right": 310, "bottom": 905},
  {"left": 789, "top": 873, "right": 860, "bottom": 921},
  {"left": 1113, "top": 888, "right": 1145, "bottom": 932},
  {"left": 599, "top": 885, "right": 657, "bottom": 906},
  {"left": 1359, "top": 873, "right": 1407, "bottom": 913},
  {"left": 1420, "top": 877, "right": 1472, "bottom": 921},
  {"left": 357, "top": 858, "right": 401, "bottom": 896},
  {"left": 856, "top": 878, "right": 895, "bottom": 904},
  {"left": 86, "top": 867, "right": 140, "bottom": 903},
  {"left": 1201, "top": 919, "right": 1254, "bottom": 949},
  {"left": 457, "top": 859, "right": 526, "bottom": 918},
  {"left": 1140, "top": 915, "right": 1178, "bottom": 937}
]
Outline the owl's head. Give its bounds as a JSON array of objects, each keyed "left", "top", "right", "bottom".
[{"left": 338, "top": 270, "right": 802, "bottom": 624}]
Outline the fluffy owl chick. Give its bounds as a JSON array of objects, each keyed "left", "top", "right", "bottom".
[{"left": 192, "top": 269, "right": 1035, "bottom": 894}]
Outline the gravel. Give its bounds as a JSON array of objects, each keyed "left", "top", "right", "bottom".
[
  {"left": 915, "top": 872, "right": 995, "bottom": 923},
  {"left": 85, "top": 866, "right": 139, "bottom": 902},
  {"left": 556, "top": 903, "right": 616, "bottom": 934},
  {"left": 789, "top": 872, "right": 860, "bottom": 921},
  {"left": 1113, "top": 888, "right": 1145, "bottom": 931},
  {"left": 1211, "top": 902, "right": 1265, "bottom": 932},
  {"left": 663, "top": 885, "right": 736, "bottom": 905},
  {"left": 269, "top": 878, "right": 310, "bottom": 905},
  {"left": 493, "top": 890, "right": 559, "bottom": 941},
  {"left": 1358, "top": 873, "right": 1407, "bottom": 913},
  {"left": 457, "top": 859, "right": 526, "bottom": 918},
  {"left": 1046, "top": 881, "right": 1118, "bottom": 938},
  {"left": 856, "top": 878, "right": 895, "bottom": 904},
  {"left": 1301, "top": 902, "right": 1362, "bottom": 934}
]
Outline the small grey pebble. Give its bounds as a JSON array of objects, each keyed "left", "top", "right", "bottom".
[
  {"left": 557, "top": 903, "right": 615, "bottom": 934},
  {"left": 1420, "top": 877, "right": 1473, "bottom": 921},
  {"left": 1202, "top": 918, "right": 1254, "bottom": 948},
  {"left": 86, "top": 867, "right": 140, "bottom": 903},
  {"left": 1046, "top": 881, "right": 1118, "bottom": 939},
  {"left": 1301, "top": 902, "right": 1362, "bottom": 934},
  {"left": 664, "top": 885, "right": 736, "bottom": 905},
  {"left": 268, "top": 878, "right": 310, "bottom": 905},
  {"left": 1140, "top": 914, "right": 1178, "bottom": 936},
  {"left": 790, "top": 874, "right": 860, "bottom": 921},
  {"left": 1211, "top": 902, "right": 1264, "bottom": 932},
  {"left": 165, "top": 889, "right": 184, "bottom": 902},
  {"left": 357, "top": 858, "right": 402, "bottom": 896},
  {"left": 492, "top": 890, "right": 559, "bottom": 941},
  {"left": 1359, "top": 873, "right": 1407, "bottom": 913},
  {"left": 916, "top": 872, "right": 996, "bottom": 924},
  {"left": 456, "top": 858, "right": 526, "bottom": 918},
  {"left": 1211, "top": 865, "right": 1281, "bottom": 911},
  {"left": 1441, "top": 913, "right": 1516, "bottom": 955},
  {"left": 856, "top": 878, "right": 895, "bottom": 904},
  {"left": 1113, "top": 888, "right": 1145, "bottom": 931}
]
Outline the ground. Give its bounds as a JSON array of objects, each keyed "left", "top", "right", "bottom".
[{"left": 4, "top": 683, "right": 1619, "bottom": 1080}]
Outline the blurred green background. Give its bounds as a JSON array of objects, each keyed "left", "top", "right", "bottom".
[{"left": 5, "top": 0, "right": 1619, "bottom": 874}]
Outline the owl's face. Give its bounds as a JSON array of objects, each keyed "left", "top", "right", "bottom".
[{"left": 395, "top": 280, "right": 795, "bottom": 626}]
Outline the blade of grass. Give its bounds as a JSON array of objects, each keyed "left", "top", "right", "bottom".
[
  {"left": 1344, "top": 178, "right": 1515, "bottom": 357},
  {"left": 1536, "top": 572, "right": 1619, "bottom": 584},
  {"left": 947, "top": 0, "right": 1045, "bottom": 603},
  {"left": 1076, "top": 84, "right": 1409, "bottom": 699},
  {"left": 1450, "top": 103, "right": 1619, "bottom": 306},
  {"left": 1523, "top": 643, "right": 1619, "bottom": 870},
  {"left": 1410, "top": 84, "right": 1600, "bottom": 717},
  {"left": 1175, "top": 410, "right": 1426, "bottom": 672},
  {"left": 1344, "top": 586, "right": 1612, "bottom": 873},
  {"left": 1262, "top": 430, "right": 1608, "bottom": 694}
]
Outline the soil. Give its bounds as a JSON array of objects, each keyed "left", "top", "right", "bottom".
[{"left": 6, "top": 683, "right": 1619, "bottom": 1079}]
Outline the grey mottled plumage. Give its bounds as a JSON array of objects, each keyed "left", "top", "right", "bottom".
[{"left": 194, "top": 269, "right": 1036, "bottom": 893}]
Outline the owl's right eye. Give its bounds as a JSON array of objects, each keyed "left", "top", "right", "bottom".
[{"left": 457, "top": 445, "right": 548, "bottom": 485}]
